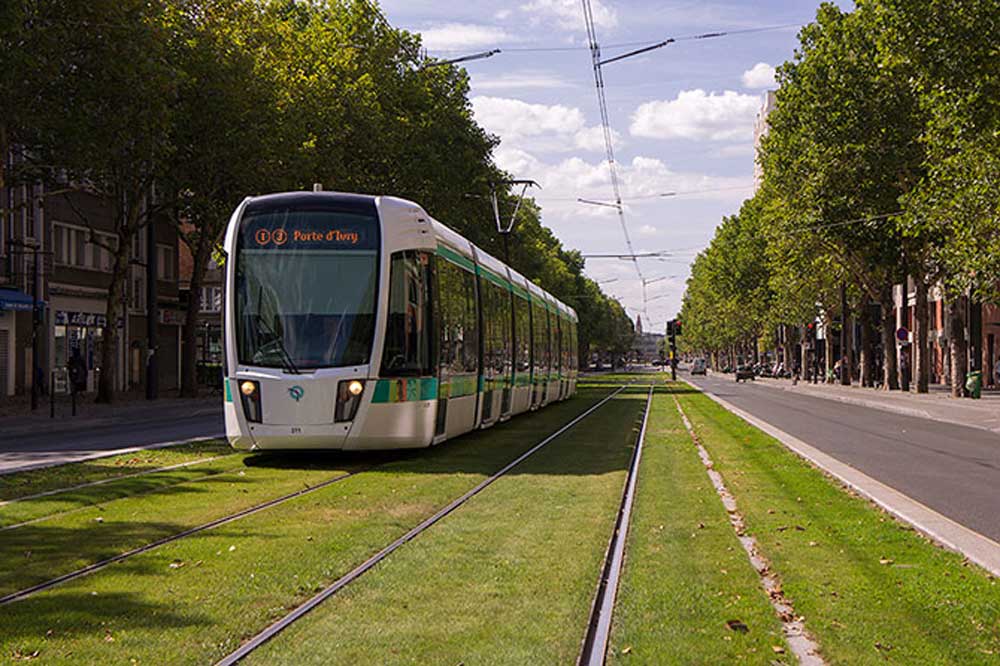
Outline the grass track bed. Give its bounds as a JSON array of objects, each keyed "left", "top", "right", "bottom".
[
  {"left": 677, "top": 390, "right": 1000, "bottom": 665},
  {"left": 243, "top": 387, "right": 650, "bottom": 665},
  {"left": 0, "top": 389, "right": 612, "bottom": 664},
  {"left": 609, "top": 385, "right": 787, "bottom": 664}
]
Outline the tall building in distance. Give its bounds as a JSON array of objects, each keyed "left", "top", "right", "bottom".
[{"left": 753, "top": 90, "right": 778, "bottom": 192}]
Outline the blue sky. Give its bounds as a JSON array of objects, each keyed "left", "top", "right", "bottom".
[{"left": 382, "top": 0, "right": 846, "bottom": 332}]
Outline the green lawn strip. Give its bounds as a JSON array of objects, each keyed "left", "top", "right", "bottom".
[
  {"left": 0, "top": 454, "right": 253, "bottom": 528},
  {"left": 0, "top": 439, "right": 234, "bottom": 502},
  {"left": 0, "top": 389, "right": 614, "bottom": 664},
  {"left": 0, "top": 457, "right": 361, "bottom": 598},
  {"left": 244, "top": 388, "right": 649, "bottom": 666},
  {"left": 608, "top": 386, "right": 789, "bottom": 665},
  {"left": 678, "top": 391, "right": 1000, "bottom": 665}
]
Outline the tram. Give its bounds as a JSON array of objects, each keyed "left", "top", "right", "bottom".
[{"left": 221, "top": 191, "right": 579, "bottom": 450}]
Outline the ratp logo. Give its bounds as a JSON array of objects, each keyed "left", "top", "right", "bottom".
[{"left": 288, "top": 385, "right": 305, "bottom": 402}]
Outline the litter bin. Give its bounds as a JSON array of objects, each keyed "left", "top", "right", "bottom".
[{"left": 966, "top": 370, "right": 983, "bottom": 399}]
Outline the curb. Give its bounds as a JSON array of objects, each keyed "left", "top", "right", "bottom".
[{"left": 688, "top": 379, "right": 1000, "bottom": 578}]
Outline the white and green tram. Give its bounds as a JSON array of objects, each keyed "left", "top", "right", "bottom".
[{"left": 222, "top": 191, "right": 579, "bottom": 450}]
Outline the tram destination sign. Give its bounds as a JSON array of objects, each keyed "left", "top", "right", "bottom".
[{"left": 241, "top": 209, "right": 377, "bottom": 251}]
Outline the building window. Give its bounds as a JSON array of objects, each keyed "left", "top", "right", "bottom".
[
  {"left": 157, "top": 244, "right": 174, "bottom": 281},
  {"left": 52, "top": 223, "right": 89, "bottom": 268},
  {"left": 200, "top": 286, "right": 222, "bottom": 313},
  {"left": 130, "top": 272, "right": 146, "bottom": 311}
]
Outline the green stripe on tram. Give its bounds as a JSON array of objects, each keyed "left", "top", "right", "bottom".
[
  {"left": 224, "top": 380, "right": 233, "bottom": 403},
  {"left": 371, "top": 377, "right": 439, "bottom": 403},
  {"left": 435, "top": 244, "right": 476, "bottom": 273}
]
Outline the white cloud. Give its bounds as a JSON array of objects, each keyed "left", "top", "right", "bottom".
[
  {"left": 573, "top": 125, "right": 620, "bottom": 152},
  {"left": 472, "top": 71, "right": 576, "bottom": 92},
  {"left": 418, "top": 23, "right": 510, "bottom": 51},
  {"left": 636, "top": 224, "right": 659, "bottom": 236},
  {"left": 472, "top": 96, "right": 586, "bottom": 140},
  {"left": 741, "top": 62, "right": 776, "bottom": 89},
  {"left": 630, "top": 89, "right": 760, "bottom": 142},
  {"left": 494, "top": 9, "right": 512, "bottom": 20},
  {"left": 520, "top": 0, "right": 617, "bottom": 30}
]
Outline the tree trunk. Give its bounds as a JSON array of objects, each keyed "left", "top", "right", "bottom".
[
  {"left": 800, "top": 326, "right": 809, "bottom": 381},
  {"left": 880, "top": 286, "right": 899, "bottom": 390},
  {"left": 948, "top": 296, "right": 968, "bottom": 397},
  {"left": 824, "top": 323, "right": 834, "bottom": 383},
  {"left": 97, "top": 238, "right": 130, "bottom": 404},
  {"left": 914, "top": 278, "right": 929, "bottom": 393},
  {"left": 841, "top": 292, "right": 853, "bottom": 386},
  {"left": 859, "top": 296, "right": 874, "bottom": 387},
  {"left": 180, "top": 234, "right": 212, "bottom": 398}
]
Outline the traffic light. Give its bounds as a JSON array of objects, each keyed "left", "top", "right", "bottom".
[
  {"left": 674, "top": 320, "right": 682, "bottom": 336},
  {"left": 667, "top": 320, "right": 674, "bottom": 336}
]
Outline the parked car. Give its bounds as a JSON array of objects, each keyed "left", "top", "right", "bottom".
[
  {"left": 735, "top": 365, "right": 755, "bottom": 382},
  {"left": 691, "top": 358, "right": 707, "bottom": 375}
]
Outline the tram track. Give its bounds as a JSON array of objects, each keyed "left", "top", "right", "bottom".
[
  {"left": 578, "top": 385, "right": 653, "bottom": 666},
  {"left": 215, "top": 385, "right": 628, "bottom": 666},
  {"left": 0, "top": 468, "right": 363, "bottom": 606}
]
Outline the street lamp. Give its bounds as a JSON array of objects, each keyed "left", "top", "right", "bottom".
[{"left": 491, "top": 179, "right": 540, "bottom": 264}]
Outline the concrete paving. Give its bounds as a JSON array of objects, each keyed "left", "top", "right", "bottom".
[{"left": 687, "top": 372, "right": 1000, "bottom": 545}]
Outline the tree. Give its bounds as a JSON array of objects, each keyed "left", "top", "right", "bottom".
[
  {"left": 23, "top": 0, "right": 177, "bottom": 403},
  {"left": 760, "top": 2, "right": 925, "bottom": 389}
]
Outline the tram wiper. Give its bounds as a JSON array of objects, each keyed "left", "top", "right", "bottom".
[{"left": 256, "top": 316, "right": 300, "bottom": 375}]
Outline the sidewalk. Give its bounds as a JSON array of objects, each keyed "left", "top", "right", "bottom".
[
  {"left": 748, "top": 374, "right": 1000, "bottom": 434},
  {"left": 0, "top": 393, "right": 223, "bottom": 440}
]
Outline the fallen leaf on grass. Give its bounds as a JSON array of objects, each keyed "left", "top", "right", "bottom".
[
  {"left": 169, "top": 560, "right": 185, "bottom": 569},
  {"left": 874, "top": 641, "right": 893, "bottom": 652},
  {"left": 229, "top": 545, "right": 236, "bottom": 552},
  {"left": 94, "top": 517, "right": 104, "bottom": 523},
  {"left": 621, "top": 646, "right": 632, "bottom": 655},
  {"left": 879, "top": 558, "right": 894, "bottom": 565},
  {"left": 726, "top": 619, "right": 749, "bottom": 633},
  {"left": 11, "top": 650, "right": 41, "bottom": 661},
  {"left": 771, "top": 645, "right": 785, "bottom": 654}
]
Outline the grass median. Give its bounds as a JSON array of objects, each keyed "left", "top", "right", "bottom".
[
  {"left": 0, "top": 387, "right": 616, "bottom": 664},
  {"left": 0, "top": 439, "right": 235, "bottom": 503},
  {"left": 608, "top": 385, "right": 788, "bottom": 664},
  {"left": 677, "top": 390, "right": 1000, "bottom": 665},
  {"left": 244, "top": 386, "right": 649, "bottom": 665}
]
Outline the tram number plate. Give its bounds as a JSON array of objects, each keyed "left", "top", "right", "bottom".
[{"left": 290, "top": 427, "right": 302, "bottom": 434}]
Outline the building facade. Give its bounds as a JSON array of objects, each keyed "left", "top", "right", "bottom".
[
  {"left": 1, "top": 157, "right": 183, "bottom": 398},
  {"left": 753, "top": 90, "right": 778, "bottom": 192}
]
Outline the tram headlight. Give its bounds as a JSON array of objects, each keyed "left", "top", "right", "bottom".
[
  {"left": 335, "top": 379, "right": 365, "bottom": 422},
  {"left": 239, "top": 379, "right": 262, "bottom": 423}
]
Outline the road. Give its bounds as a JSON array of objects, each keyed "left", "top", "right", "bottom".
[
  {"left": 0, "top": 409, "right": 224, "bottom": 474},
  {"left": 688, "top": 372, "right": 1000, "bottom": 543}
]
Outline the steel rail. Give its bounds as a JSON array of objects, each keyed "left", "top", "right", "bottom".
[
  {"left": 578, "top": 385, "right": 654, "bottom": 666},
  {"left": 0, "top": 468, "right": 363, "bottom": 606},
  {"left": 215, "top": 386, "right": 628, "bottom": 666}
]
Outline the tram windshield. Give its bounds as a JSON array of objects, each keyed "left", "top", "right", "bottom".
[{"left": 235, "top": 205, "right": 379, "bottom": 370}]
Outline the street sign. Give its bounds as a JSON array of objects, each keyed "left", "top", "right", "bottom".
[{"left": 896, "top": 327, "right": 909, "bottom": 342}]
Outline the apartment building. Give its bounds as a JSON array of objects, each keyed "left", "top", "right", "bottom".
[{"left": 1, "top": 161, "right": 183, "bottom": 398}]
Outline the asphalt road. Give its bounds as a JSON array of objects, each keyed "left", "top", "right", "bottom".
[
  {"left": 0, "top": 411, "right": 224, "bottom": 474},
  {"left": 688, "top": 372, "right": 1000, "bottom": 543}
]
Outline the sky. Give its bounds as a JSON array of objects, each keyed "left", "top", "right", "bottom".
[{"left": 381, "top": 0, "right": 847, "bottom": 334}]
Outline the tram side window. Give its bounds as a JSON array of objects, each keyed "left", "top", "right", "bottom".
[
  {"left": 482, "top": 279, "right": 512, "bottom": 376},
  {"left": 514, "top": 294, "right": 531, "bottom": 374},
  {"left": 438, "top": 258, "right": 479, "bottom": 374},
  {"left": 381, "top": 251, "right": 433, "bottom": 376},
  {"left": 531, "top": 299, "right": 549, "bottom": 377}
]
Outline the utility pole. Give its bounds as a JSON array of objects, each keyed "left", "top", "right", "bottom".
[
  {"left": 667, "top": 318, "right": 681, "bottom": 381},
  {"left": 31, "top": 244, "right": 40, "bottom": 411},
  {"left": 145, "top": 217, "right": 158, "bottom": 400}
]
